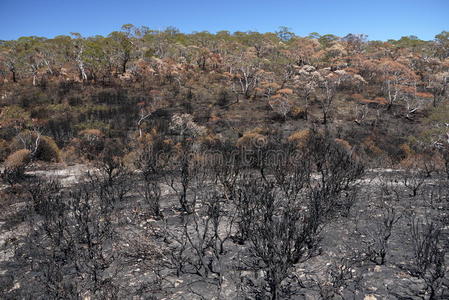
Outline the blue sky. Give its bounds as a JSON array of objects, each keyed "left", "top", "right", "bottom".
[{"left": 0, "top": 0, "right": 448, "bottom": 41}]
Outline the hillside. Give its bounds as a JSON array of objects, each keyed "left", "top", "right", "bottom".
[{"left": 0, "top": 27, "right": 448, "bottom": 299}]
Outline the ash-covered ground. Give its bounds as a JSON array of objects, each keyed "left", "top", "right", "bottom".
[{"left": 0, "top": 162, "right": 448, "bottom": 300}]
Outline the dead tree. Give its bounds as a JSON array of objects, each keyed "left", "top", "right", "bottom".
[
  {"left": 241, "top": 179, "right": 319, "bottom": 300},
  {"left": 401, "top": 167, "right": 426, "bottom": 197},
  {"left": 161, "top": 192, "right": 233, "bottom": 297},
  {"left": 363, "top": 204, "right": 401, "bottom": 265},
  {"left": 316, "top": 255, "right": 362, "bottom": 299},
  {"left": 306, "top": 133, "right": 364, "bottom": 224},
  {"left": 409, "top": 216, "right": 447, "bottom": 299},
  {"left": 164, "top": 140, "right": 208, "bottom": 213},
  {"left": 23, "top": 178, "right": 120, "bottom": 299}
]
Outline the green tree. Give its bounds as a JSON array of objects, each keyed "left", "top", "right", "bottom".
[
  {"left": 108, "top": 25, "right": 137, "bottom": 74},
  {"left": 276, "top": 26, "right": 295, "bottom": 41},
  {"left": 70, "top": 33, "right": 89, "bottom": 80},
  {"left": 435, "top": 31, "right": 449, "bottom": 59},
  {"left": 318, "top": 34, "right": 339, "bottom": 48},
  {"left": 0, "top": 40, "right": 22, "bottom": 82}
]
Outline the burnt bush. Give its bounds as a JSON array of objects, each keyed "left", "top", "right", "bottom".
[
  {"left": 409, "top": 216, "right": 447, "bottom": 299},
  {"left": 2, "top": 149, "right": 31, "bottom": 184},
  {"left": 19, "top": 177, "right": 120, "bottom": 299}
]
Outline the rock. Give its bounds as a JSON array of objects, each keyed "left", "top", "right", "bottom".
[
  {"left": 386, "top": 277, "right": 426, "bottom": 300},
  {"left": 174, "top": 279, "right": 183, "bottom": 287},
  {"left": 301, "top": 65, "right": 316, "bottom": 72},
  {"left": 364, "top": 295, "right": 377, "bottom": 300}
]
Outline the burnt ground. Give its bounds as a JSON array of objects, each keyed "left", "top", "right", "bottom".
[{"left": 0, "top": 166, "right": 448, "bottom": 300}]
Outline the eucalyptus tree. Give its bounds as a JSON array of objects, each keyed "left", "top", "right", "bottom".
[
  {"left": 70, "top": 33, "right": 88, "bottom": 81},
  {"left": 435, "top": 31, "right": 449, "bottom": 59},
  {"left": 0, "top": 40, "right": 22, "bottom": 82}
]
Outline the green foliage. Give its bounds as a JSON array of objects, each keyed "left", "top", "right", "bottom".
[
  {"left": 318, "top": 34, "right": 339, "bottom": 48},
  {"left": 393, "top": 35, "right": 428, "bottom": 51},
  {"left": 435, "top": 31, "right": 449, "bottom": 58},
  {"left": 0, "top": 26, "right": 447, "bottom": 168},
  {"left": 46, "top": 103, "right": 72, "bottom": 113},
  {"left": 75, "top": 121, "right": 111, "bottom": 132},
  {"left": 307, "top": 32, "right": 321, "bottom": 39},
  {"left": 276, "top": 26, "right": 295, "bottom": 41},
  {"left": 0, "top": 105, "right": 31, "bottom": 127},
  {"left": 35, "top": 136, "right": 61, "bottom": 162},
  {"left": 11, "top": 131, "right": 61, "bottom": 162},
  {"left": 417, "top": 105, "right": 449, "bottom": 146},
  {"left": 435, "top": 31, "right": 449, "bottom": 41}
]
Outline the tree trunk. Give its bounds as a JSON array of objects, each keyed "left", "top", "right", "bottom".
[
  {"left": 11, "top": 69, "right": 17, "bottom": 83},
  {"left": 77, "top": 60, "right": 87, "bottom": 81},
  {"left": 323, "top": 110, "right": 328, "bottom": 124},
  {"left": 269, "top": 280, "right": 278, "bottom": 300},
  {"left": 122, "top": 61, "right": 127, "bottom": 74}
]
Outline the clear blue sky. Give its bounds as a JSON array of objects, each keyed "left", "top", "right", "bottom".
[{"left": 0, "top": 0, "right": 448, "bottom": 41}]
